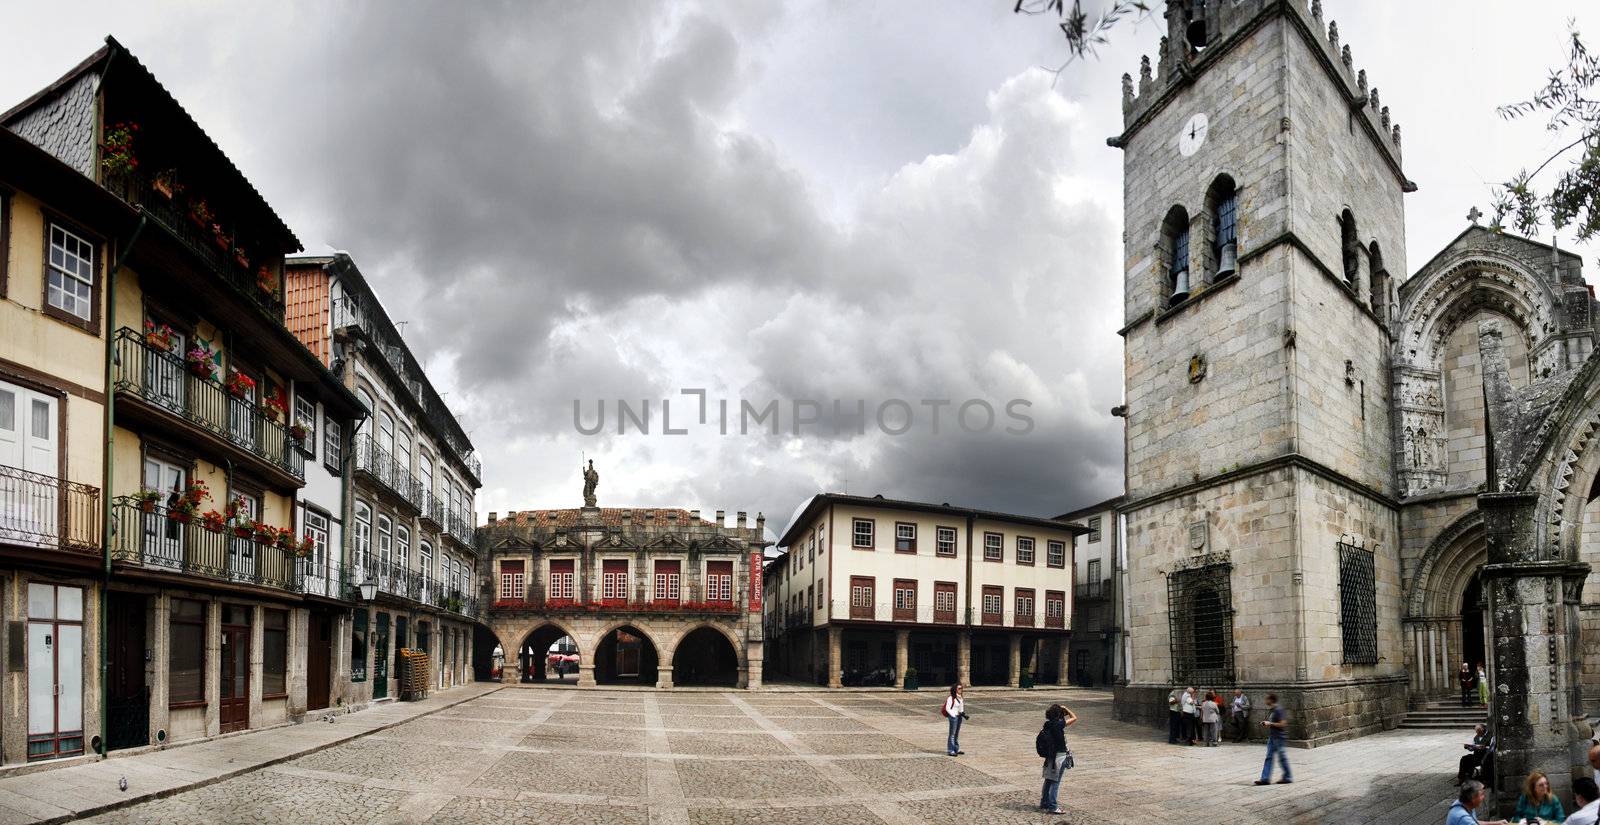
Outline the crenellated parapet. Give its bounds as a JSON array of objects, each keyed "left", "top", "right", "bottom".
[{"left": 1114, "top": 0, "right": 1403, "bottom": 170}]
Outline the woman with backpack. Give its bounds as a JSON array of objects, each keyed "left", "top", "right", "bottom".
[
  {"left": 943, "top": 684, "right": 967, "bottom": 756},
  {"left": 1038, "top": 703, "right": 1077, "bottom": 815}
]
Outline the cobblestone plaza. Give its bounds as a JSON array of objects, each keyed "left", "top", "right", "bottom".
[{"left": 62, "top": 687, "right": 1465, "bottom": 825}]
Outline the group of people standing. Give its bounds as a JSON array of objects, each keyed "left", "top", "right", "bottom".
[
  {"left": 1458, "top": 662, "right": 1489, "bottom": 707},
  {"left": 1167, "top": 686, "right": 1255, "bottom": 745}
]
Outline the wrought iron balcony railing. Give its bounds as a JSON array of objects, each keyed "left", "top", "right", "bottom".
[
  {"left": 111, "top": 498, "right": 298, "bottom": 592},
  {"left": 113, "top": 329, "right": 304, "bottom": 481},
  {"left": 0, "top": 464, "right": 101, "bottom": 554},
  {"left": 1075, "top": 579, "right": 1113, "bottom": 600},
  {"left": 102, "top": 171, "right": 284, "bottom": 318},
  {"left": 352, "top": 434, "right": 422, "bottom": 512}
]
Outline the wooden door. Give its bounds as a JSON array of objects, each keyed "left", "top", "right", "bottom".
[
  {"left": 106, "top": 592, "right": 149, "bottom": 750},
  {"left": 306, "top": 611, "right": 332, "bottom": 711},
  {"left": 616, "top": 630, "right": 641, "bottom": 677},
  {"left": 220, "top": 620, "right": 250, "bottom": 733}
]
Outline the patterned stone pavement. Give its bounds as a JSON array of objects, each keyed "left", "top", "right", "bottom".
[{"left": 76, "top": 686, "right": 1470, "bottom": 825}]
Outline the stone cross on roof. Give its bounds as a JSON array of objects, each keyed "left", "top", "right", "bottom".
[{"left": 1467, "top": 206, "right": 1483, "bottom": 225}]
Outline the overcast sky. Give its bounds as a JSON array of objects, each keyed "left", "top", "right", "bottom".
[{"left": 4, "top": 2, "right": 1597, "bottom": 541}]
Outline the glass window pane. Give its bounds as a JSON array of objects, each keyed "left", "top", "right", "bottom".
[
  {"left": 27, "top": 583, "right": 54, "bottom": 619},
  {"left": 57, "top": 586, "right": 83, "bottom": 622}
]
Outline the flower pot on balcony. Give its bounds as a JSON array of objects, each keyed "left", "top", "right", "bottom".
[
  {"left": 168, "top": 510, "right": 192, "bottom": 524},
  {"left": 138, "top": 499, "right": 157, "bottom": 514},
  {"left": 253, "top": 534, "right": 274, "bottom": 546},
  {"left": 232, "top": 526, "right": 253, "bottom": 539}
]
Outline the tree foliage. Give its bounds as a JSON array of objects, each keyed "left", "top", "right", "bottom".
[
  {"left": 1494, "top": 28, "right": 1600, "bottom": 241},
  {"left": 1014, "top": 0, "right": 1151, "bottom": 76}
]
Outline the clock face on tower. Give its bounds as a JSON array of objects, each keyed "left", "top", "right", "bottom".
[{"left": 1178, "top": 112, "right": 1209, "bottom": 157}]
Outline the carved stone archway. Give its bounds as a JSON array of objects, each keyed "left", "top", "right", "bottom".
[{"left": 1402, "top": 511, "right": 1486, "bottom": 699}]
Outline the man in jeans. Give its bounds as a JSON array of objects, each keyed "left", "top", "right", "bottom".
[
  {"left": 1230, "top": 689, "right": 1252, "bottom": 743},
  {"left": 1253, "top": 693, "right": 1291, "bottom": 785}
]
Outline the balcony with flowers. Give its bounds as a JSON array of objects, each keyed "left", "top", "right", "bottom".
[
  {"left": 489, "top": 596, "right": 741, "bottom": 616},
  {"left": 113, "top": 327, "right": 305, "bottom": 487},
  {"left": 111, "top": 489, "right": 309, "bottom": 594}
]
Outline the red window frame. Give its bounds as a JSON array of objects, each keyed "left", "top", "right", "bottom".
[
  {"left": 1015, "top": 588, "right": 1035, "bottom": 627},
  {"left": 983, "top": 532, "right": 1003, "bottom": 562},
  {"left": 601, "top": 559, "right": 629, "bottom": 604},
  {"left": 499, "top": 559, "right": 526, "bottom": 601},
  {"left": 706, "top": 560, "right": 733, "bottom": 604},
  {"left": 1045, "top": 590, "right": 1066, "bottom": 628},
  {"left": 852, "top": 518, "right": 875, "bottom": 550},
  {"left": 894, "top": 522, "right": 917, "bottom": 554},
  {"left": 981, "top": 585, "right": 1003, "bottom": 625},
  {"left": 548, "top": 559, "right": 575, "bottom": 602},
  {"left": 934, "top": 582, "right": 957, "bottom": 623},
  {"left": 850, "top": 575, "right": 875, "bottom": 619},
  {"left": 654, "top": 559, "right": 682, "bottom": 603},
  {"left": 893, "top": 578, "right": 917, "bottom": 620}
]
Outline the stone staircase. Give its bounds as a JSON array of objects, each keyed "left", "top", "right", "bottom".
[{"left": 1398, "top": 700, "right": 1487, "bottom": 731}]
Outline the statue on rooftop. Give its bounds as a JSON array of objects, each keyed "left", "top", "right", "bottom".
[{"left": 582, "top": 459, "right": 599, "bottom": 507}]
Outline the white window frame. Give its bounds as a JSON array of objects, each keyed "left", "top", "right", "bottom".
[
  {"left": 935, "top": 589, "right": 956, "bottom": 613},
  {"left": 1017, "top": 536, "right": 1035, "bottom": 565},
  {"left": 984, "top": 532, "right": 1003, "bottom": 562},
  {"left": 294, "top": 394, "right": 317, "bottom": 458},
  {"left": 936, "top": 526, "right": 957, "bottom": 557},
  {"left": 852, "top": 518, "right": 874, "bottom": 549},
  {"left": 499, "top": 563, "right": 525, "bottom": 601},
  {"left": 1047, "top": 540, "right": 1066, "bottom": 568},
  {"left": 46, "top": 223, "right": 95, "bottom": 321}
]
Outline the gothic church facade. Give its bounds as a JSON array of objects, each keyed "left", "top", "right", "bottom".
[{"left": 1111, "top": 0, "right": 1600, "bottom": 799}]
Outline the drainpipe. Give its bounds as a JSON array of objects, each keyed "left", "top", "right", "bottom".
[{"left": 100, "top": 213, "right": 145, "bottom": 756}]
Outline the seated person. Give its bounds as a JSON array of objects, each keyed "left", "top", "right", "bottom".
[
  {"left": 1457, "top": 724, "right": 1491, "bottom": 785},
  {"left": 1514, "top": 770, "right": 1564, "bottom": 822},
  {"left": 1567, "top": 777, "right": 1600, "bottom": 825}
]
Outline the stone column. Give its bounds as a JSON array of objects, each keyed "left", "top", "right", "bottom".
[
  {"left": 1479, "top": 490, "right": 1591, "bottom": 809},
  {"left": 1007, "top": 634, "right": 1021, "bottom": 688},
  {"left": 746, "top": 642, "right": 763, "bottom": 689},
  {"left": 826, "top": 626, "right": 843, "bottom": 688},
  {"left": 956, "top": 630, "right": 971, "bottom": 687},
  {"left": 502, "top": 658, "right": 520, "bottom": 684},
  {"left": 894, "top": 629, "right": 910, "bottom": 687},
  {"left": 578, "top": 662, "right": 597, "bottom": 687},
  {"left": 657, "top": 665, "right": 674, "bottom": 689},
  {"left": 1057, "top": 639, "right": 1070, "bottom": 686}
]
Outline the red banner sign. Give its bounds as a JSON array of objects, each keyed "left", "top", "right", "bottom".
[{"left": 749, "top": 551, "right": 763, "bottom": 613}]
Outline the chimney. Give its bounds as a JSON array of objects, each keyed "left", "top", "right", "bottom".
[
  {"left": 715, "top": 510, "right": 726, "bottom": 526},
  {"left": 690, "top": 509, "right": 701, "bottom": 521},
  {"left": 755, "top": 512, "right": 765, "bottom": 534},
  {"left": 621, "top": 511, "right": 632, "bottom": 528},
  {"left": 487, "top": 512, "right": 497, "bottom": 525},
  {"left": 736, "top": 511, "right": 747, "bottom": 529}
]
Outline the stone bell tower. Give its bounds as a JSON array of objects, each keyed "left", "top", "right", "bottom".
[{"left": 1109, "top": 0, "right": 1415, "bottom": 744}]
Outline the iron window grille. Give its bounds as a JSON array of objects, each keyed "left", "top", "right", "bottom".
[
  {"left": 1167, "top": 561, "right": 1234, "bottom": 685},
  {"left": 1337, "top": 539, "right": 1379, "bottom": 664}
]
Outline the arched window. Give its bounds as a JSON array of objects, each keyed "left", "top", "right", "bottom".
[
  {"left": 1368, "top": 241, "right": 1386, "bottom": 318},
  {"left": 1340, "top": 209, "right": 1360, "bottom": 288},
  {"left": 1161, "top": 205, "right": 1192, "bottom": 306},
  {"left": 1206, "top": 175, "right": 1238, "bottom": 281}
]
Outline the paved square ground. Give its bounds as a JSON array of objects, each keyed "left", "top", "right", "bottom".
[{"left": 75, "top": 686, "right": 1470, "bottom": 824}]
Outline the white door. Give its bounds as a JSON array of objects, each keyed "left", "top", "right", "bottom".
[
  {"left": 229, "top": 494, "right": 258, "bottom": 582},
  {"left": 145, "top": 327, "right": 186, "bottom": 411},
  {"left": 140, "top": 457, "right": 185, "bottom": 568},
  {"left": 28, "top": 583, "right": 84, "bottom": 760},
  {"left": 1, "top": 383, "right": 61, "bottom": 547},
  {"left": 227, "top": 373, "right": 257, "bottom": 449}
]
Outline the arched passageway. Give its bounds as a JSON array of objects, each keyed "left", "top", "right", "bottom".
[
  {"left": 672, "top": 627, "right": 739, "bottom": 686},
  {"left": 1403, "top": 512, "right": 1488, "bottom": 698},
  {"left": 472, "top": 624, "right": 499, "bottom": 681},
  {"left": 519, "top": 624, "right": 578, "bottom": 683},
  {"left": 596, "top": 625, "right": 658, "bottom": 685}
]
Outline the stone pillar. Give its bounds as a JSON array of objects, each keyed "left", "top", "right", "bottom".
[
  {"left": 956, "top": 630, "right": 971, "bottom": 687},
  {"left": 1478, "top": 489, "right": 1591, "bottom": 810},
  {"left": 746, "top": 644, "right": 763, "bottom": 689},
  {"left": 1007, "top": 634, "right": 1021, "bottom": 688},
  {"left": 894, "top": 629, "right": 910, "bottom": 688},
  {"left": 578, "top": 662, "right": 597, "bottom": 687},
  {"left": 1057, "top": 639, "right": 1070, "bottom": 686},
  {"left": 502, "top": 659, "right": 520, "bottom": 684},
  {"left": 826, "top": 626, "right": 843, "bottom": 688},
  {"left": 657, "top": 665, "right": 674, "bottom": 689}
]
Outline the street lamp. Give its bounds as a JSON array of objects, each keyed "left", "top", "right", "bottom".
[{"left": 358, "top": 577, "right": 377, "bottom": 602}]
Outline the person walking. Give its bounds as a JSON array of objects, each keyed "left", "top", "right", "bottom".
[
  {"left": 1037, "top": 703, "right": 1077, "bottom": 815},
  {"left": 942, "top": 684, "right": 967, "bottom": 756},
  {"left": 1459, "top": 662, "right": 1475, "bottom": 708},
  {"left": 1254, "top": 693, "right": 1292, "bottom": 785},
  {"left": 1512, "top": 770, "right": 1565, "bottom": 822},
  {"left": 1167, "top": 686, "right": 1183, "bottom": 744},
  {"left": 1200, "top": 692, "right": 1221, "bottom": 747},
  {"left": 1230, "top": 689, "right": 1253, "bottom": 743}
]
